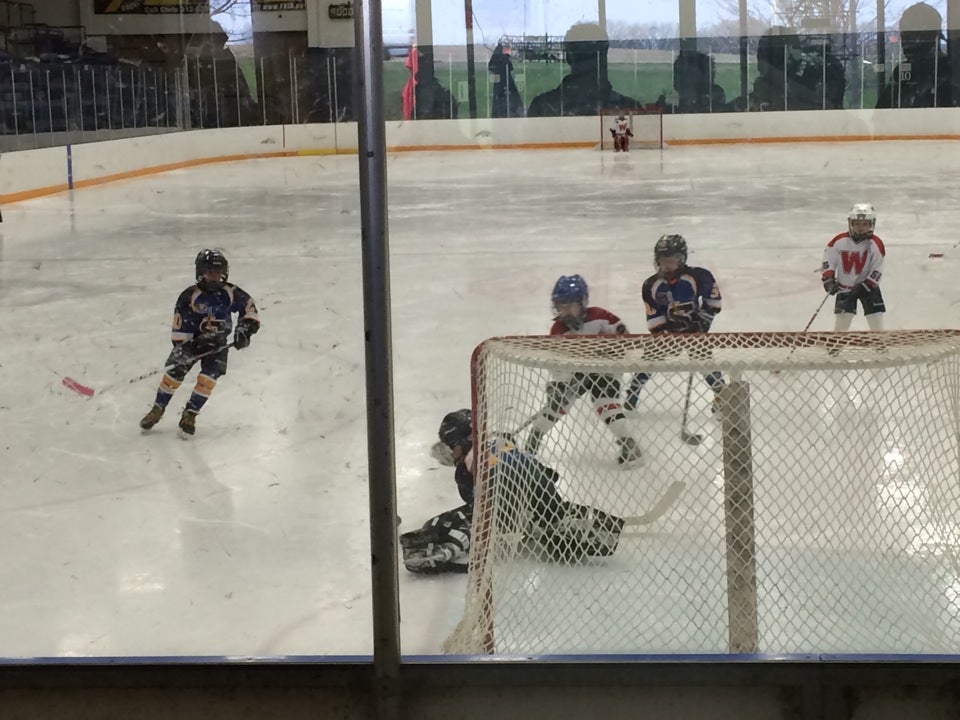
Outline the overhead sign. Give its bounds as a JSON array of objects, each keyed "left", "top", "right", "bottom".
[
  {"left": 94, "top": 0, "right": 209, "bottom": 13},
  {"left": 328, "top": 3, "right": 353, "bottom": 20},
  {"left": 255, "top": 1, "right": 306, "bottom": 9},
  {"left": 94, "top": 0, "right": 306, "bottom": 13}
]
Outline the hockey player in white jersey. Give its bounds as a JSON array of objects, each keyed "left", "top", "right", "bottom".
[
  {"left": 524, "top": 274, "right": 641, "bottom": 465},
  {"left": 609, "top": 114, "right": 634, "bottom": 152},
  {"left": 821, "top": 203, "right": 886, "bottom": 331}
]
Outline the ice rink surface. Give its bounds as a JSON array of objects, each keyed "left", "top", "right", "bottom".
[{"left": 2, "top": 140, "right": 960, "bottom": 658}]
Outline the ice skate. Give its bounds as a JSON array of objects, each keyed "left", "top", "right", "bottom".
[
  {"left": 178, "top": 408, "right": 198, "bottom": 437},
  {"left": 139, "top": 404, "right": 165, "bottom": 430},
  {"left": 618, "top": 436, "right": 641, "bottom": 465}
]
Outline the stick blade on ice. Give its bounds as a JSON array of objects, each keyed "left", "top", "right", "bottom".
[{"left": 62, "top": 377, "right": 94, "bottom": 397}]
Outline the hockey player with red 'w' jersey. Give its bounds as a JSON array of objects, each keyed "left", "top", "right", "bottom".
[
  {"left": 524, "top": 274, "right": 641, "bottom": 465},
  {"left": 821, "top": 203, "right": 886, "bottom": 331},
  {"left": 609, "top": 114, "right": 633, "bottom": 152}
]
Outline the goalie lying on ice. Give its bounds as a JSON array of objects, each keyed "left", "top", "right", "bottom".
[{"left": 401, "top": 409, "right": 625, "bottom": 574}]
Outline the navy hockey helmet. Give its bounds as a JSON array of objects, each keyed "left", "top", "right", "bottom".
[
  {"left": 195, "top": 249, "right": 229, "bottom": 291},
  {"left": 847, "top": 203, "right": 876, "bottom": 242},
  {"left": 551, "top": 274, "right": 589, "bottom": 306},
  {"left": 654, "top": 234, "right": 688, "bottom": 276},
  {"left": 439, "top": 409, "right": 472, "bottom": 453}
]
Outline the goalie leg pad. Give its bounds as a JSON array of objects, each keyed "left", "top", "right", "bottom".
[
  {"left": 400, "top": 505, "right": 471, "bottom": 551},
  {"left": 526, "top": 502, "right": 625, "bottom": 563},
  {"left": 403, "top": 542, "right": 470, "bottom": 574}
]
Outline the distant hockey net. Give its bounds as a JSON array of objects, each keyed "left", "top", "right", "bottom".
[
  {"left": 598, "top": 107, "right": 664, "bottom": 150},
  {"left": 444, "top": 330, "right": 960, "bottom": 656}
]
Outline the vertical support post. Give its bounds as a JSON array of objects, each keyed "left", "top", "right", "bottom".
[
  {"left": 720, "top": 379, "right": 759, "bottom": 653},
  {"left": 9, "top": 64, "right": 18, "bottom": 136},
  {"left": 876, "top": 0, "right": 886, "bottom": 100},
  {"left": 213, "top": 59, "right": 221, "bottom": 127},
  {"left": 195, "top": 58, "right": 203, "bottom": 126},
  {"left": 464, "top": 0, "right": 477, "bottom": 119},
  {"left": 28, "top": 71, "right": 38, "bottom": 146},
  {"left": 119, "top": 67, "right": 126, "bottom": 128},
  {"left": 326, "top": 55, "right": 335, "bottom": 123},
  {"left": 260, "top": 56, "right": 267, "bottom": 125},
  {"left": 354, "top": 2, "right": 401, "bottom": 720},
  {"left": 130, "top": 68, "right": 137, "bottom": 127},
  {"left": 235, "top": 60, "right": 241, "bottom": 126},
  {"left": 105, "top": 67, "right": 112, "bottom": 129},
  {"left": 153, "top": 69, "right": 160, "bottom": 127}
]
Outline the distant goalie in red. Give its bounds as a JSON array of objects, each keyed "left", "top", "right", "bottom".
[{"left": 609, "top": 114, "right": 633, "bottom": 152}]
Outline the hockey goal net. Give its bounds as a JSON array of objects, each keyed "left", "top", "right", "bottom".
[
  {"left": 443, "top": 330, "right": 960, "bottom": 656},
  {"left": 599, "top": 106, "right": 664, "bottom": 150}
]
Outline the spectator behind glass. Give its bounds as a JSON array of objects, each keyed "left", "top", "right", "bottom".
[
  {"left": 669, "top": 50, "right": 731, "bottom": 113},
  {"left": 401, "top": 46, "right": 459, "bottom": 120},
  {"left": 489, "top": 41, "right": 525, "bottom": 118},
  {"left": 749, "top": 27, "right": 846, "bottom": 111},
  {"left": 877, "top": 2, "right": 955, "bottom": 108},
  {"left": 526, "top": 22, "right": 643, "bottom": 117}
]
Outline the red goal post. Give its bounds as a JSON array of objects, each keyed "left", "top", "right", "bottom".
[
  {"left": 444, "top": 329, "right": 960, "bottom": 656},
  {"left": 599, "top": 105, "right": 664, "bottom": 150}
]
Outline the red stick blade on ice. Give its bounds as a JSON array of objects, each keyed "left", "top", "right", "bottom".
[{"left": 62, "top": 377, "right": 94, "bottom": 397}]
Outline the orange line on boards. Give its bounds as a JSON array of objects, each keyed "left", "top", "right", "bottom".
[
  {"left": 3, "top": 134, "right": 958, "bottom": 204},
  {"left": 389, "top": 142, "right": 596, "bottom": 152},
  {"left": 670, "top": 134, "right": 960, "bottom": 146},
  {"left": 0, "top": 150, "right": 296, "bottom": 205}
]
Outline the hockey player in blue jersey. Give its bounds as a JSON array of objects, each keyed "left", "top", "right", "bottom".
[
  {"left": 401, "top": 409, "right": 625, "bottom": 574},
  {"left": 625, "top": 234, "right": 724, "bottom": 411},
  {"left": 139, "top": 249, "right": 260, "bottom": 436}
]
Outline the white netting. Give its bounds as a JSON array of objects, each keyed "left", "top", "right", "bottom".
[
  {"left": 444, "top": 330, "right": 960, "bottom": 656},
  {"left": 599, "top": 107, "right": 663, "bottom": 150}
]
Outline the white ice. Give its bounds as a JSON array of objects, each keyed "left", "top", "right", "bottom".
[{"left": 2, "top": 140, "right": 960, "bottom": 658}]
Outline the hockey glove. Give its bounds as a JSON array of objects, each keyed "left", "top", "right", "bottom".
[
  {"left": 191, "top": 333, "right": 224, "bottom": 356},
  {"left": 822, "top": 276, "right": 839, "bottom": 295},
  {"left": 693, "top": 311, "right": 715, "bottom": 333},
  {"left": 233, "top": 318, "right": 259, "bottom": 350}
]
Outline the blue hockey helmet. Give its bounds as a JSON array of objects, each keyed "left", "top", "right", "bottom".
[
  {"left": 195, "top": 249, "right": 229, "bottom": 291},
  {"left": 439, "top": 409, "right": 472, "bottom": 453},
  {"left": 551, "top": 274, "right": 589, "bottom": 306}
]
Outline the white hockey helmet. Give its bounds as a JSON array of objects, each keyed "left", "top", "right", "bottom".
[{"left": 847, "top": 203, "right": 876, "bottom": 242}]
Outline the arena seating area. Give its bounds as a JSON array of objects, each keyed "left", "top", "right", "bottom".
[{"left": 0, "top": 1, "right": 176, "bottom": 135}]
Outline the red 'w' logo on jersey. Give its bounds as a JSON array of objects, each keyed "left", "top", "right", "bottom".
[{"left": 840, "top": 250, "right": 867, "bottom": 275}]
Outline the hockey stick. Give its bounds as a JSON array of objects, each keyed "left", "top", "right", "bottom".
[
  {"left": 62, "top": 342, "right": 235, "bottom": 397},
  {"left": 799, "top": 292, "right": 831, "bottom": 333},
  {"left": 679, "top": 373, "right": 703, "bottom": 446},
  {"left": 623, "top": 480, "right": 686, "bottom": 526},
  {"left": 773, "top": 293, "right": 831, "bottom": 374}
]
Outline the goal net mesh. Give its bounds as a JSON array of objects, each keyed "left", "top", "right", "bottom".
[{"left": 443, "top": 330, "right": 960, "bottom": 656}]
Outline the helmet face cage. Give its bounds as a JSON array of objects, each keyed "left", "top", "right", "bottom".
[
  {"left": 654, "top": 234, "right": 688, "bottom": 275},
  {"left": 195, "top": 249, "right": 229, "bottom": 291},
  {"left": 439, "top": 409, "right": 472, "bottom": 454},
  {"left": 551, "top": 274, "right": 589, "bottom": 322},
  {"left": 847, "top": 204, "right": 876, "bottom": 242}
]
